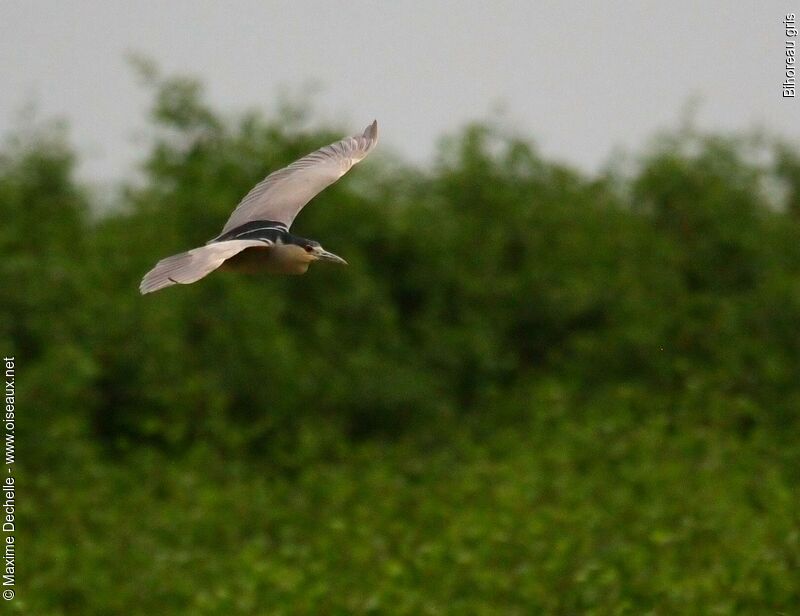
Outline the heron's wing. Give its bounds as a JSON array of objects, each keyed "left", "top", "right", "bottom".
[
  {"left": 139, "top": 239, "right": 269, "bottom": 294},
  {"left": 220, "top": 120, "right": 378, "bottom": 233}
]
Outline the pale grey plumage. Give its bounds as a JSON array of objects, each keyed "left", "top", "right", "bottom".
[
  {"left": 139, "top": 239, "right": 270, "bottom": 294},
  {"left": 139, "top": 120, "right": 378, "bottom": 295},
  {"left": 220, "top": 120, "right": 379, "bottom": 233}
]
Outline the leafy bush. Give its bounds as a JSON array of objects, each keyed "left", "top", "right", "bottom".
[{"left": 3, "top": 72, "right": 798, "bottom": 613}]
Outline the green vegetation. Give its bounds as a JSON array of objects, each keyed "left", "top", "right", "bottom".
[{"left": 4, "top": 71, "right": 800, "bottom": 614}]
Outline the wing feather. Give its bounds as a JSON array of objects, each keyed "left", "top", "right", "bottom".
[
  {"left": 220, "top": 120, "right": 378, "bottom": 233},
  {"left": 139, "top": 239, "right": 270, "bottom": 294}
]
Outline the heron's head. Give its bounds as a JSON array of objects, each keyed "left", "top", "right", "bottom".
[{"left": 301, "top": 240, "right": 348, "bottom": 265}]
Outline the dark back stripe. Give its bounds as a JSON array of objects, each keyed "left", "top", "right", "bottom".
[{"left": 212, "top": 220, "right": 289, "bottom": 243}]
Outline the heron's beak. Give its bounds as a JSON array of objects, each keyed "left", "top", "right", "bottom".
[{"left": 318, "top": 249, "right": 348, "bottom": 265}]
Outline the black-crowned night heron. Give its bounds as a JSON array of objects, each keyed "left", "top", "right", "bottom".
[{"left": 139, "top": 120, "right": 379, "bottom": 294}]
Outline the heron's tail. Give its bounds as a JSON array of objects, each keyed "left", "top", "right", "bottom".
[{"left": 139, "top": 239, "right": 268, "bottom": 294}]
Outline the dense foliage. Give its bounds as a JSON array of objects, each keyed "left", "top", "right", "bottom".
[{"left": 4, "top": 72, "right": 799, "bottom": 614}]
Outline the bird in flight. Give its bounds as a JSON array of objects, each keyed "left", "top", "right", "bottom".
[{"left": 140, "top": 120, "right": 379, "bottom": 294}]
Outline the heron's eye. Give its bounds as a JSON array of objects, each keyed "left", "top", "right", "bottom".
[{"left": 304, "top": 245, "right": 314, "bottom": 253}]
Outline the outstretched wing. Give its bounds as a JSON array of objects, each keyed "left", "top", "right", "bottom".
[
  {"left": 139, "top": 239, "right": 269, "bottom": 294},
  {"left": 220, "top": 120, "right": 378, "bottom": 233}
]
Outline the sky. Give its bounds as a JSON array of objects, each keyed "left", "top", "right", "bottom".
[{"left": 0, "top": 1, "right": 797, "bottom": 184}]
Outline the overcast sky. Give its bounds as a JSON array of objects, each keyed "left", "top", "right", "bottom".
[{"left": 0, "top": 1, "right": 796, "bottom": 183}]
